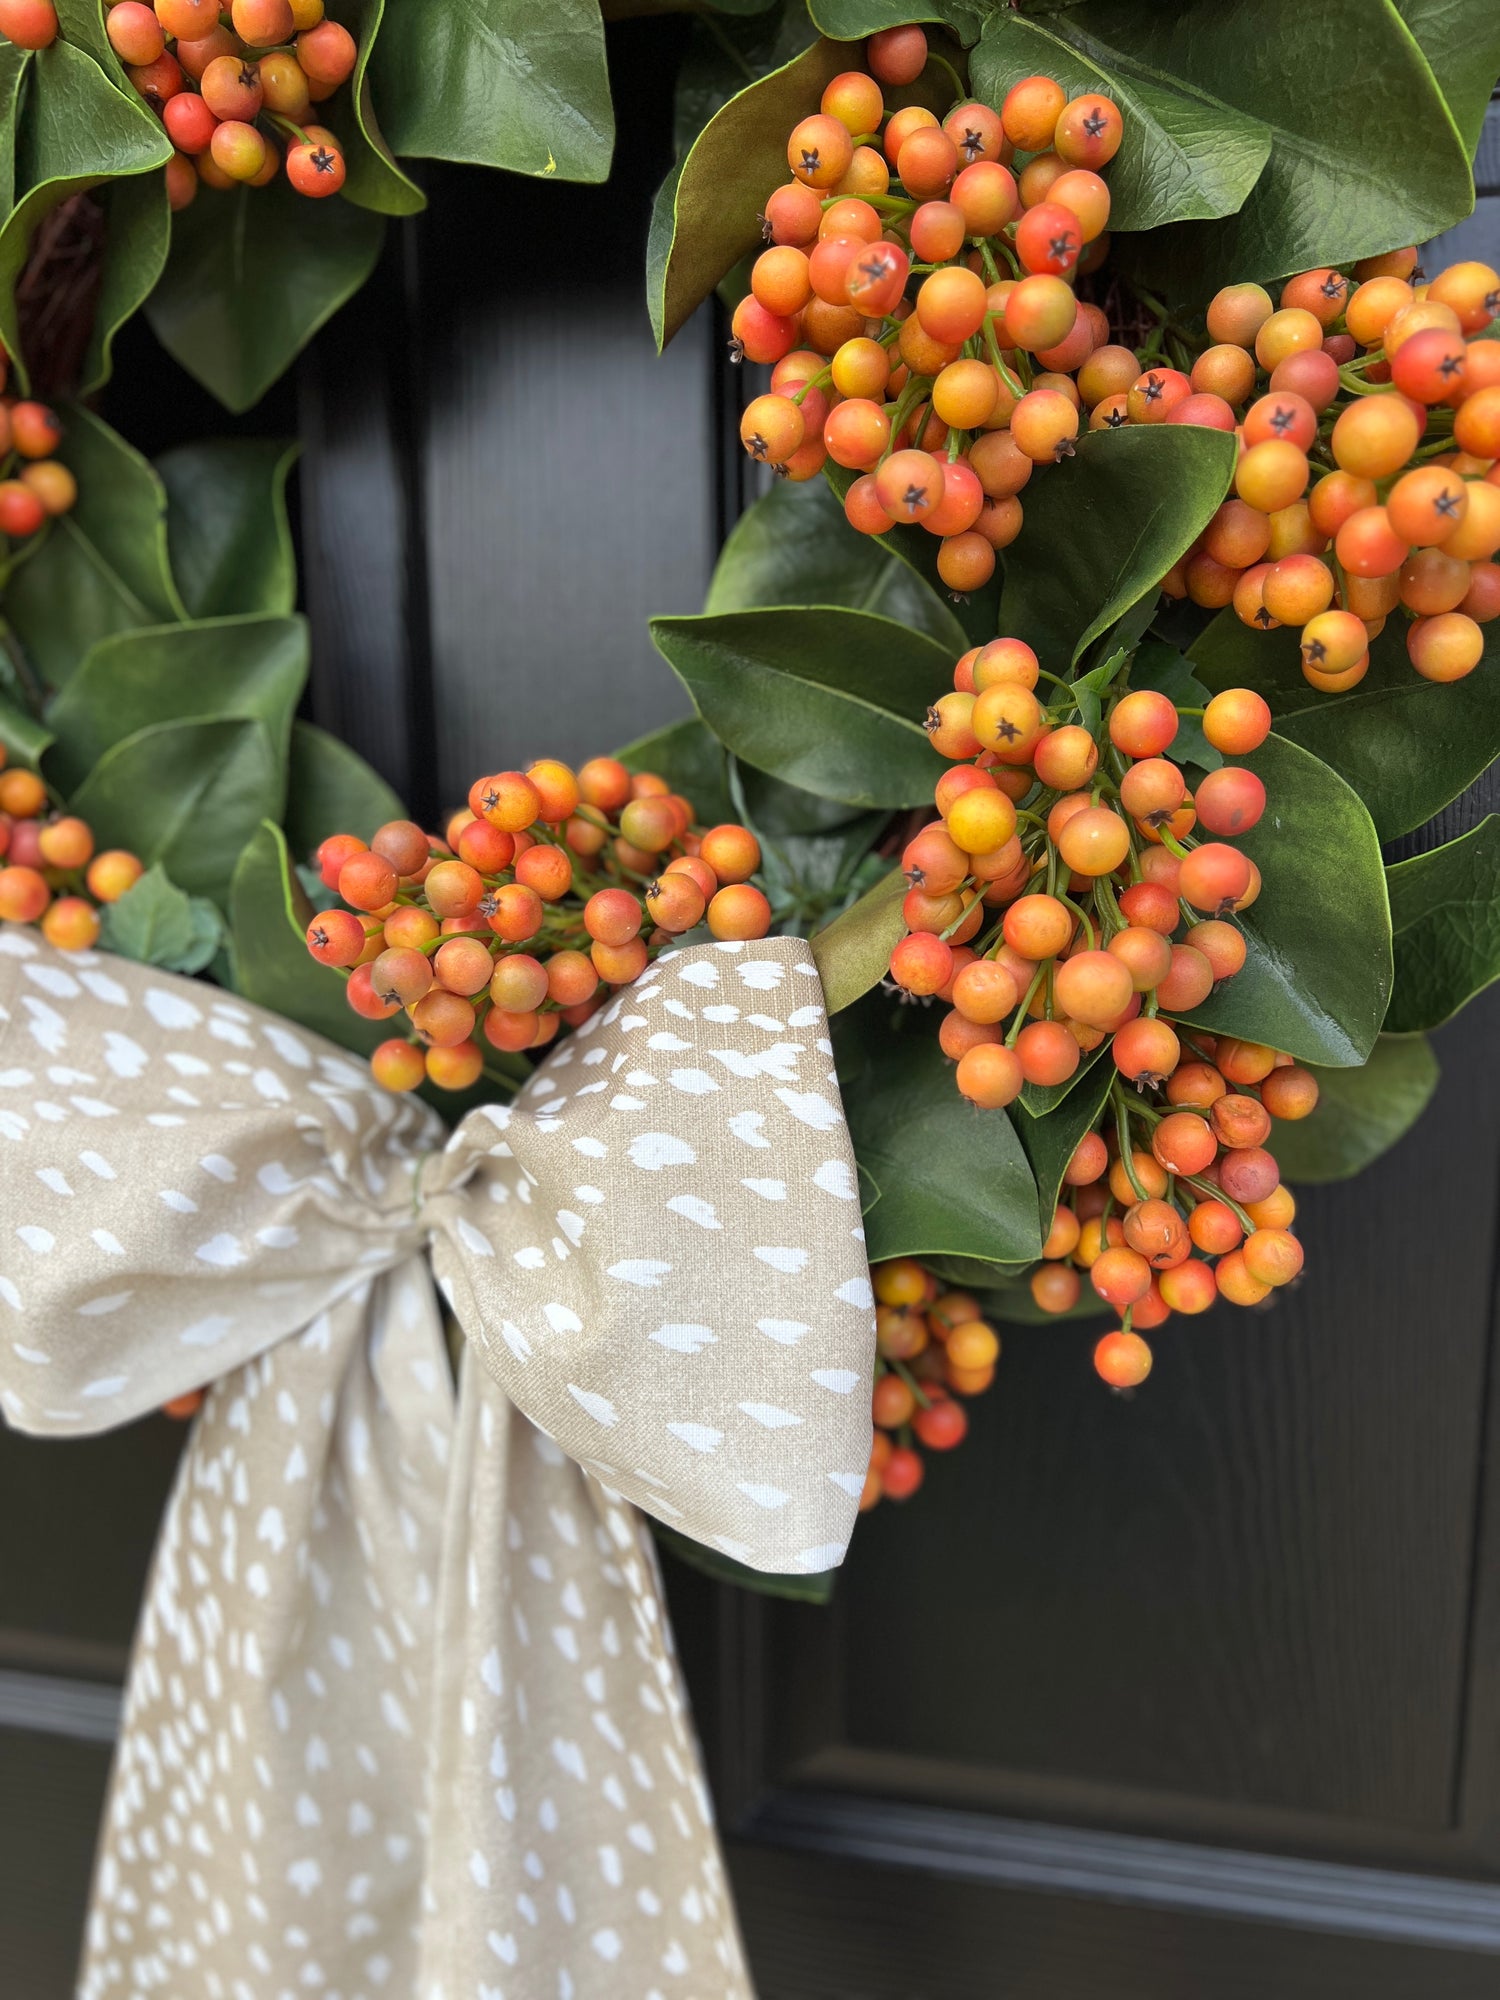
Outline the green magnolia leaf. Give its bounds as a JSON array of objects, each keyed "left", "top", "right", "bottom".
[
  {"left": 1176, "top": 733, "right": 1393, "bottom": 1067},
  {"left": 1017, "top": 1039, "right": 1106, "bottom": 1119},
  {"left": 322, "top": 0, "right": 426, "bottom": 215},
  {"left": 653, "top": 1522, "right": 835, "bottom": 1603},
  {"left": 617, "top": 715, "right": 736, "bottom": 828},
  {"left": 228, "top": 820, "right": 389, "bottom": 1057},
  {"left": 1077, "top": 0, "right": 1475, "bottom": 297},
  {"left": 71, "top": 717, "right": 285, "bottom": 908},
  {"left": 0, "top": 690, "right": 52, "bottom": 762},
  {"left": 673, "top": 3, "right": 819, "bottom": 156},
  {"left": 78, "top": 170, "right": 171, "bottom": 396},
  {"left": 971, "top": 11, "right": 1271, "bottom": 233},
  {"left": 4, "top": 405, "right": 183, "bottom": 687},
  {"left": 156, "top": 439, "right": 300, "bottom": 620},
  {"left": 649, "top": 34, "right": 847, "bottom": 349},
  {"left": 834, "top": 994, "right": 1044, "bottom": 1267},
  {"left": 45, "top": 614, "right": 308, "bottom": 794},
  {"left": 370, "top": 0, "right": 613, "bottom": 183},
  {"left": 1128, "top": 638, "right": 1221, "bottom": 772},
  {"left": 285, "top": 719, "right": 405, "bottom": 858},
  {"left": 707, "top": 478, "right": 968, "bottom": 655},
  {"left": 1266, "top": 1035, "right": 1440, "bottom": 1184},
  {"left": 1014, "top": 1054, "right": 1114, "bottom": 1241},
  {"left": 1383, "top": 817, "right": 1500, "bottom": 1034},
  {"left": 999, "top": 427, "right": 1235, "bottom": 668},
  {"left": 650, "top": 606, "right": 949, "bottom": 808},
  {"left": 1392, "top": 0, "right": 1500, "bottom": 155},
  {"left": 1189, "top": 613, "right": 1500, "bottom": 843},
  {"left": 147, "top": 178, "right": 385, "bottom": 414},
  {"left": 809, "top": 0, "right": 988, "bottom": 40},
  {"left": 824, "top": 464, "right": 999, "bottom": 649},
  {"left": 810, "top": 867, "right": 905, "bottom": 1014},
  {"left": 0, "top": 40, "right": 172, "bottom": 389},
  {"left": 0, "top": 46, "right": 25, "bottom": 221},
  {"left": 98, "top": 863, "right": 223, "bottom": 975}
]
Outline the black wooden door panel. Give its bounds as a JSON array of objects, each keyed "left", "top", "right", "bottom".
[{"left": 728, "top": 992, "right": 1500, "bottom": 1865}]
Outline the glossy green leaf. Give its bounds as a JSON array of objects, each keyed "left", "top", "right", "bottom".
[
  {"left": 617, "top": 715, "right": 736, "bottom": 828},
  {"left": 809, "top": 0, "right": 988, "bottom": 40},
  {"left": 0, "top": 46, "right": 29, "bottom": 246},
  {"left": 649, "top": 34, "right": 847, "bottom": 349},
  {"left": 1017, "top": 1040, "right": 1106, "bottom": 1120},
  {"left": 156, "top": 439, "right": 299, "bottom": 620},
  {"left": 1189, "top": 613, "right": 1500, "bottom": 843},
  {"left": 1266, "top": 1036, "right": 1440, "bottom": 1184},
  {"left": 1384, "top": 817, "right": 1500, "bottom": 1035},
  {"left": 999, "top": 427, "right": 1235, "bottom": 668},
  {"left": 650, "top": 606, "right": 949, "bottom": 808},
  {"left": 147, "top": 178, "right": 385, "bottom": 414},
  {"left": 971, "top": 11, "right": 1270, "bottom": 233},
  {"left": 1014, "top": 1054, "right": 1114, "bottom": 1241},
  {"left": 0, "top": 691, "right": 52, "bottom": 763},
  {"left": 78, "top": 170, "right": 171, "bottom": 396},
  {"left": 1392, "top": 0, "right": 1500, "bottom": 155},
  {"left": 0, "top": 40, "right": 171, "bottom": 389},
  {"left": 370, "top": 0, "right": 613, "bottom": 183},
  {"left": 4, "top": 405, "right": 183, "bottom": 686},
  {"left": 285, "top": 720, "right": 405, "bottom": 859},
  {"left": 1128, "top": 638, "right": 1221, "bottom": 772},
  {"left": 824, "top": 464, "right": 1000, "bottom": 650},
  {"left": 45, "top": 614, "right": 307, "bottom": 794},
  {"left": 811, "top": 867, "right": 905, "bottom": 1015},
  {"left": 1176, "top": 733, "right": 1393, "bottom": 1067},
  {"left": 1076, "top": 0, "right": 1475, "bottom": 297},
  {"left": 707, "top": 478, "right": 968, "bottom": 654},
  {"left": 673, "top": 2, "right": 819, "bottom": 155},
  {"left": 228, "top": 820, "right": 388, "bottom": 1057},
  {"left": 71, "top": 718, "right": 285, "bottom": 908},
  {"left": 834, "top": 994, "right": 1044, "bottom": 1267},
  {"left": 653, "top": 1522, "right": 835, "bottom": 1603},
  {"left": 321, "top": 0, "right": 425, "bottom": 215},
  {"left": 98, "top": 864, "right": 223, "bottom": 975}
]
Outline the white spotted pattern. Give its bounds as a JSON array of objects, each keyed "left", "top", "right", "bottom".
[{"left": 0, "top": 929, "right": 873, "bottom": 1998}]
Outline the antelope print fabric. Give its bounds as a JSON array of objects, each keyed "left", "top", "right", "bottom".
[{"left": 0, "top": 927, "right": 876, "bottom": 1997}]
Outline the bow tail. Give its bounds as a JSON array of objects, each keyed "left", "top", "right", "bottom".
[
  {"left": 417, "top": 1350, "right": 753, "bottom": 1998},
  {"left": 79, "top": 1261, "right": 455, "bottom": 1998}
]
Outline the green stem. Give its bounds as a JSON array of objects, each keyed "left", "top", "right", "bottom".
[{"left": 1005, "top": 964, "right": 1048, "bottom": 1046}]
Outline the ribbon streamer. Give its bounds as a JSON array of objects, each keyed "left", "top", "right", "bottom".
[{"left": 0, "top": 927, "right": 875, "bottom": 1997}]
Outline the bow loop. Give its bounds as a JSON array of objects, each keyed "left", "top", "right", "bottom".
[
  {"left": 428, "top": 938, "right": 876, "bottom": 1572},
  {"left": 0, "top": 928, "right": 437, "bottom": 1432},
  {"left": 0, "top": 926, "right": 875, "bottom": 1573}
]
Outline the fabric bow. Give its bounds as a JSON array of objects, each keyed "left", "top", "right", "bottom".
[{"left": 0, "top": 925, "right": 874, "bottom": 1999}]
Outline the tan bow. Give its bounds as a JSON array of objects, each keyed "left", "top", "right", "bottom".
[{"left": 0, "top": 926, "right": 874, "bottom": 1998}]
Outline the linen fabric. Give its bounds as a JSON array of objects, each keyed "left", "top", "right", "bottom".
[{"left": 0, "top": 926, "right": 876, "bottom": 1998}]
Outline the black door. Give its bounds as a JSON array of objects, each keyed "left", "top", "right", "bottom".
[{"left": 6, "top": 21, "right": 1500, "bottom": 1995}]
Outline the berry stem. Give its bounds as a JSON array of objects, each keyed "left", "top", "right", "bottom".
[
  {"left": 1005, "top": 963, "right": 1049, "bottom": 1046},
  {"left": 1111, "top": 1086, "right": 1152, "bottom": 1202},
  {"left": 921, "top": 49, "right": 967, "bottom": 103}
]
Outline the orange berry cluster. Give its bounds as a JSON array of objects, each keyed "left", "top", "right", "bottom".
[
  {"left": 1040, "top": 1040, "right": 1313, "bottom": 1389},
  {"left": 94, "top": 0, "right": 353, "bottom": 207},
  {"left": 305, "top": 757, "right": 772, "bottom": 1093},
  {"left": 734, "top": 30, "right": 1122, "bottom": 592},
  {"left": 863, "top": 1254, "right": 1000, "bottom": 1507},
  {"left": 1161, "top": 251, "right": 1500, "bottom": 686},
  {"left": 0, "top": 370, "right": 78, "bottom": 540},
  {"left": 0, "top": 754, "right": 144, "bottom": 947},
  {"left": 892, "top": 637, "right": 1272, "bottom": 1109}
]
